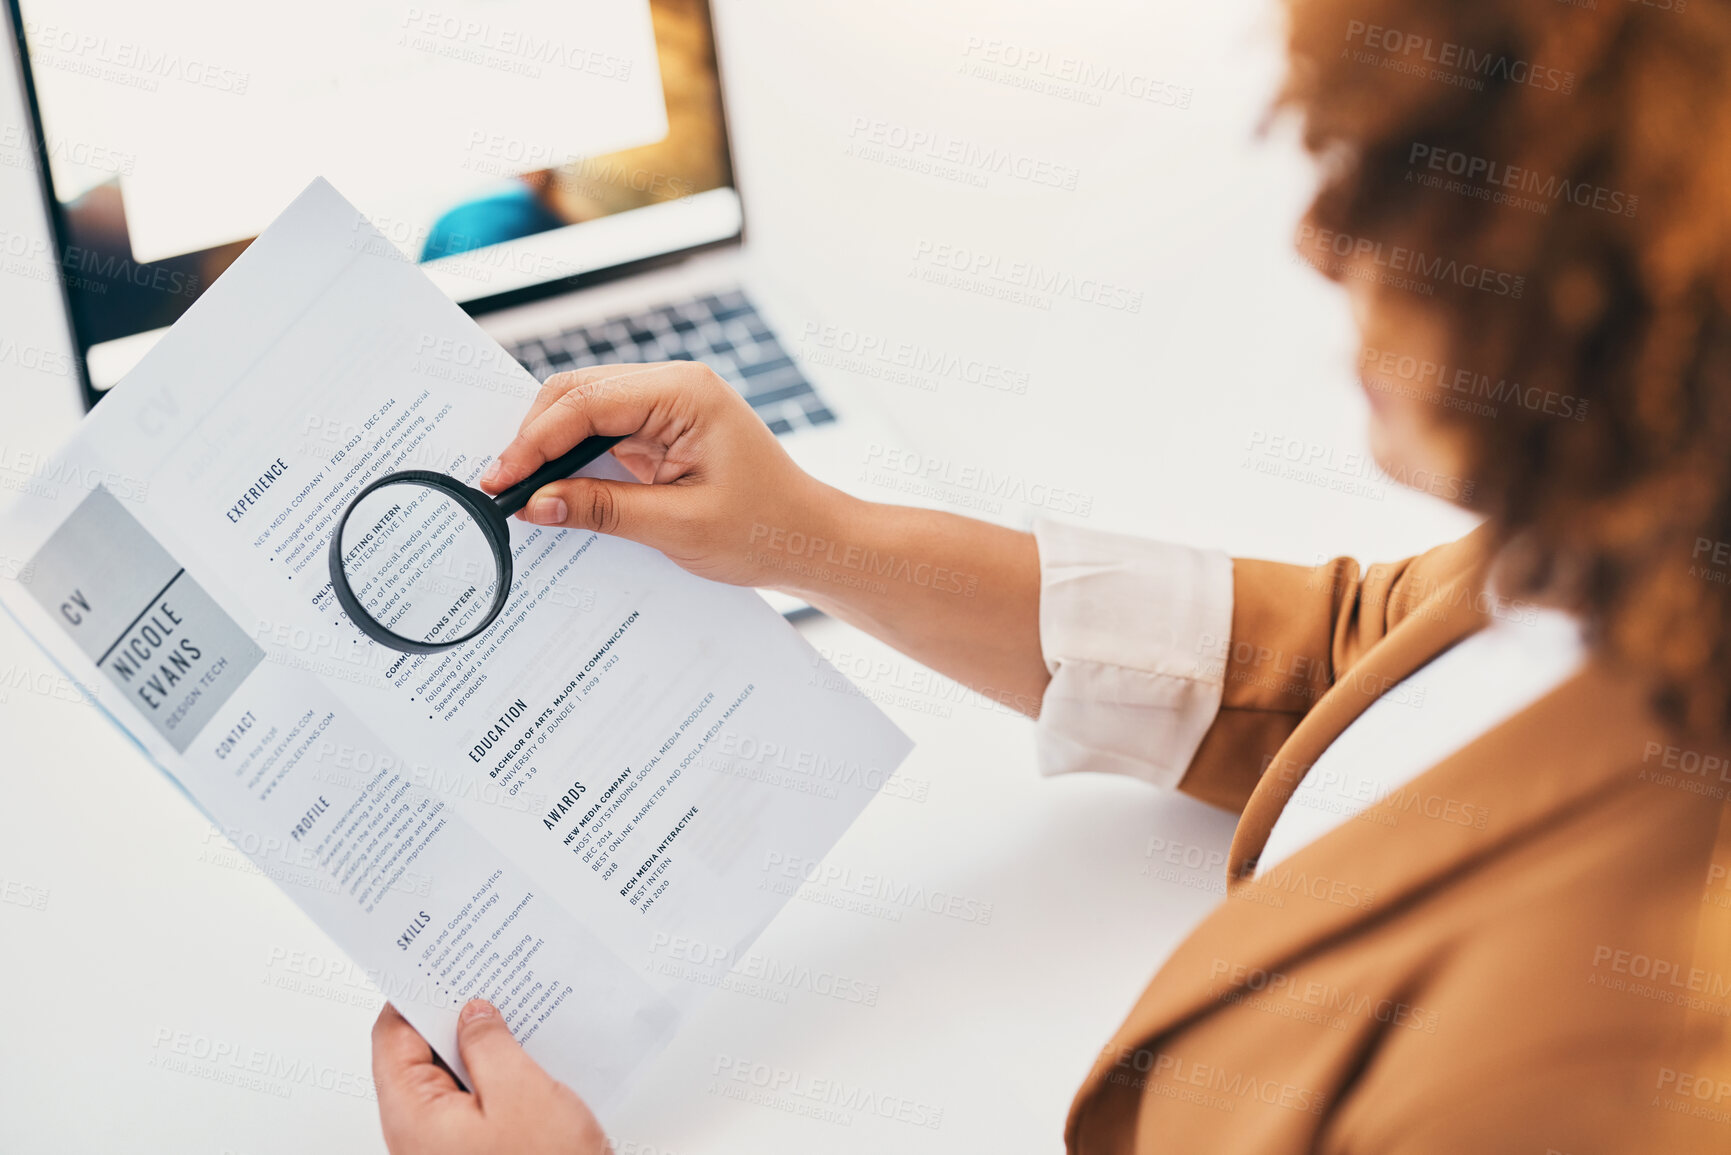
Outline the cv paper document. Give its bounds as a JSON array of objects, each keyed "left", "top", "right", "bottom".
[{"left": 0, "top": 179, "right": 912, "bottom": 1109}]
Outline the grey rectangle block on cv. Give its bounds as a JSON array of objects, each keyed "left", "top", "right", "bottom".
[{"left": 25, "top": 486, "right": 263, "bottom": 753}]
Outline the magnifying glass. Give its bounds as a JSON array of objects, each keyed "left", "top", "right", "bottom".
[{"left": 327, "top": 434, "right": 624, "bottom": 654}]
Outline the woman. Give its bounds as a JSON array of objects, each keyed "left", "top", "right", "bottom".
[{"left": 368, "top": 0, "right": 1731, "bottom": 1150}]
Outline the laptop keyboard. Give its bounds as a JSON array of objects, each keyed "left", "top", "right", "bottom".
[{"left": 503, "top": 287, "right": 836, "bottom": 436}]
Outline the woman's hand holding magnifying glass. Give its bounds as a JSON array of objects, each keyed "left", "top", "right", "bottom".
[
  {"left": 478, "top": 361, "right": 846, "bottom": 589},
  {"left": 477, "top": 360, "right": 1050, "bottom": 716}
]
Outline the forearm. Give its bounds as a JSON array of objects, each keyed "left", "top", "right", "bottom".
[{"left": 761, "top": 489, "right": 1049, "bottom": 717}]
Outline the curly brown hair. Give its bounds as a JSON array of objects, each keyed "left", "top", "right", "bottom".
[{"left": 1277, "top": 0, "right": 1731, "bottom": 731}]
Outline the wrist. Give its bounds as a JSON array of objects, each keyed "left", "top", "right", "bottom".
[{"left": 752, "top": 482, "right": 875, "bottom": 599}]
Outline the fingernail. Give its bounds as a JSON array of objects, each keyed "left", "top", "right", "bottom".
[
  {"left": 480, "top": 462, "right": 501, "bottom": 487},
  {"left": 460, "top": 999, "right": 496, "bottom": 1025},
  {"left": 527, "top": 497, "right": 567, "bottom": 525}
]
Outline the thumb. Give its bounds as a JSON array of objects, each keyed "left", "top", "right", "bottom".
[
  {"left": 522, "top": 475, "right": 678, "bottom": 544},
  {"left": 454, "top": 999, "right": 544, "bottom": 1108}
]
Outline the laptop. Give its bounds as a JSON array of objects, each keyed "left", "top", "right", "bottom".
[{"left": 6, "top": 0, "right": 901, "bottom": 616}]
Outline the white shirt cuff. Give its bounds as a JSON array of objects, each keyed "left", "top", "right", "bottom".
[{"left": 1032, "top": 518, "right": 1233, "bottom": 790}]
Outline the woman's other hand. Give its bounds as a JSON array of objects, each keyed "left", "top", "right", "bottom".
[{"left": 371, "top": 999, "right": 606, "bottom": 1155}]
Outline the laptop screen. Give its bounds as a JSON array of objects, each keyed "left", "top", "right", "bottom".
[{"left": 11, "top": 0, "right": 741, "bottom": 400}]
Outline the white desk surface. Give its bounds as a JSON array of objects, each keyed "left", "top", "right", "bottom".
[{"left": 0, "top": 0, "right": 1477, "bottom": 1151}]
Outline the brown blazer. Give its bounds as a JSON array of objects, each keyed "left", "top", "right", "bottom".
[{"left": 1066, "top": 529, "right": 1731, "bottom": 1153}]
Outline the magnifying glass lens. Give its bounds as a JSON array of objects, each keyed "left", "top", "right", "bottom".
[{"left": 337, "top": 481, "right": 502, "bottom": 649}]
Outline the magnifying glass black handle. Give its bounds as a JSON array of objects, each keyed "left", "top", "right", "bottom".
[{"left": 492, "top": 435, "right": 626, "bottom": 517}]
